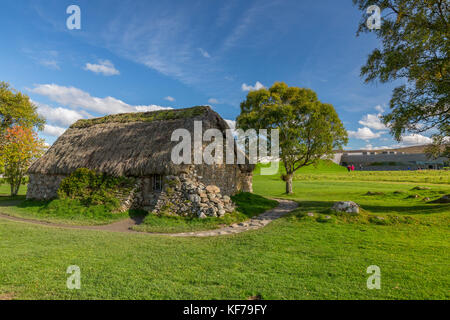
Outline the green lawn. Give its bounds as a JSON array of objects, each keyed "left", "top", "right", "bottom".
[
  {"left": 0, "top": 183, "right": 140, "bottom": 225},
  {"left": 256, "top": 160, "right": 450, "bottom": 184},
  {"left": 0, "top": 166, "right": 449, "bottom": 299}
]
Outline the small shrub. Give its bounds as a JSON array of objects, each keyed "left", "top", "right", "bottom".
[{"left": 58, "top": 168, "right": 134, "bottom": 210}]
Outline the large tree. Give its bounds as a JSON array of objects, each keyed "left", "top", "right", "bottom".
[
  {"left": 353, "top": 0, "right": 449, "bottom": 146},
  {"left": 237, "top": 82, "right": 348, "bottom": 194}
]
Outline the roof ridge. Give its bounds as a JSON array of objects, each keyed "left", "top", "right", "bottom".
[{"left": 70, "top": 105, "right": 212, "bottom": 129}]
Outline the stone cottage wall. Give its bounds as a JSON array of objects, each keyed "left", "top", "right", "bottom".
[
  {"left": 194, "top": 164, "right": 252, "bottom": 196},
  {"left": 131, "top": 173, "right": 235, "bottom": 218},
  {"left": 26, "top": 174, "right": 66, "bottom": 200}
]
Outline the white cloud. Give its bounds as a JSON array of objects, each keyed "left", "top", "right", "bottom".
[
  {"left": 40, "top": 60, "right": 60, "bottom": 70},
  {"left": 358, "top": 113, "right": 387, "bottom": 130},
  {"left": 84, "top": 60, "right": 120, "bottom": 76},
  {"left": 198, "top": 48, "right": 211, "bottom": 58},
  {"left": 348, "top": 127, "right": 384, "bottom": 140},
  {"left": 208, "top": 98, "right": 219, "bottom": 104},
  {"left": 374, "top": 105, "right": 385, "bottom": 113},
  {"left": 364, "top": 144, "right": 390, "bottom": 150},
  {"left": 34, "top": 101, "right": 91, "bottom": 127},
  {"left": 164, "top": 96, "right": 175, "bottom": 102},
  {"left": 400, "top": 134, "right": 432, "bottom": 146},
  {"left": 241, "top": 81, "right": 265, "bottom": 92},
  {"left": 30, "top": 84, "right": 172, "bottom": 115},
  {"left": 43, "top": 124, "right": 66, "bottom": 137}
]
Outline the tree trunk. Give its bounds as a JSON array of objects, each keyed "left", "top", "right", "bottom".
[
  {"left": 285, "top": 173, "right": 293, "bottom": 194},
  {"left": 10, "top": 176, "right": 21, "bottom": 197},
  {"left": 13, "top": 182, "right": 20, "bottom": 196}
]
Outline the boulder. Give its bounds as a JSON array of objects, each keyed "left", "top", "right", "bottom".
[
  {"left": 189, "top": 194, "right": 201, "bottom": 203},
  {"left": 331, "top": 201, "right": 360, "bottom": 214},
  {"left": 412, "top": 186, "right": 431, "bottom": 191}
]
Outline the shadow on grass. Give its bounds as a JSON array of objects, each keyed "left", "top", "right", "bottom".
[
  {"left": 361, "top": 203, "right": 449, "bottom": 215},
  {"left": 1, "top": 197, "right": 147, "bottom": 221},
  {"left": 289, "top": 200, "right": 449, "bottom": 216},
  {"left": 0, "top": 195, "right": 26, "bottom": 206}
]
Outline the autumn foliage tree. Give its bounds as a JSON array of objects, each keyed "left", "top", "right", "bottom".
[
  {"left": 0, "top": 126, "right": 46, "bottom": 196},
  {"left": 0, "top": 81, "right": 46, "bottom": 194}
]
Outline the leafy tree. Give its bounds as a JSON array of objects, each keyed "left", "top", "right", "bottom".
[
  {"left": 237, "top": 82, "right": 348, "bottom": 194},
  {"left": 1, "top": 126, "right": 46, "bottom": 196},
  {"left": 0, "top": 81, "right": 45, "bottom": 134},
  {"left": 353, "top": 0, "right": 449, "bottom": 142},
  {"left": 425, "top": 123, "right": 450, "bottom": 160}
]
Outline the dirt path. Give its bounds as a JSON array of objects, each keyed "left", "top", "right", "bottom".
[{"left": 0, "top": 199, "right": 298, "bottom": 237}]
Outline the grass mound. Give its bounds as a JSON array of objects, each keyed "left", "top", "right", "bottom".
[
  {"left": 132, "top": 193, "right": 279, "bottom": 233},
  {"left": 365, "top": 191, "right": 385, "bottom": 196},
  {"left": 72, "top": 106, "right": 207, "bottom": 128}
]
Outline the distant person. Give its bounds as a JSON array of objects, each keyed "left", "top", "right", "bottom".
[
  {"left": 359, "top": 164, "right": 363, "bottom": 171},
  {"left": 351, "top": 164, "right": 355, "bottom": 171},
  {"left": 347, "top": 165, "right": 351, "bottom": 172}
]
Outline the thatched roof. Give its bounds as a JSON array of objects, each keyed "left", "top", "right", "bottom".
[{"left": 29, "top": 106, "right": 252, "bottom": 176}]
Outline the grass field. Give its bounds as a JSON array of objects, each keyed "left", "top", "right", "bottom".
[
  {"left": 0, "top": 165, "right": 449, "bottom": 300},
  {"left": 256, "top": 160, "right": 450, "bottom": 184}
]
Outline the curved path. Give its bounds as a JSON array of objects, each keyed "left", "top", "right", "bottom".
[{"left": 0, "top": 199, "right": 298, "bottom": 237}]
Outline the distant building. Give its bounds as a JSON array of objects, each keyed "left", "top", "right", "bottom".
[{"left": 333, "top": 145, "right": 447, "bottom": 170}]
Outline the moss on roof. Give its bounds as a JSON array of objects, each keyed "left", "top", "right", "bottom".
[{"left": 71, "top": 106, "right": 209, "bottom": 129}]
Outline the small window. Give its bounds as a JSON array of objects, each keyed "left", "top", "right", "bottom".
[{"left": 152, "top": 174, "right": 162, "bottom": 191}]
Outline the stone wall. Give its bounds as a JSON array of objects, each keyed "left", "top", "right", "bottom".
[
  {"left": 195, "top": 163, "right": 246, "bottom": 196},
  {"left": 131, "top": 173, "right": 235, "bottom": 218},
  {"left": 26, "top": 174, "right": 66, "bottom": 200},
  {"left": 240, "top": 172, "right": 253, "bottom": 193}
]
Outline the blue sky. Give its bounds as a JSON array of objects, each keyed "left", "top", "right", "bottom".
[{"left": 0, "top": 0, "right": 433, "bottom": 149}]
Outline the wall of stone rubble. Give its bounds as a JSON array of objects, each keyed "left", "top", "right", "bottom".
[
  {"left": 26, "top": 174, "right": 66, "bottom": 200},
  {"left": 132, "top": 174, "right": 235, "bottom": 218}
]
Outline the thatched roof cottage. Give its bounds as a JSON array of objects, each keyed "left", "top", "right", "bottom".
[{"left": 27, "top": 106, "right": 253, "bottom": 218}]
